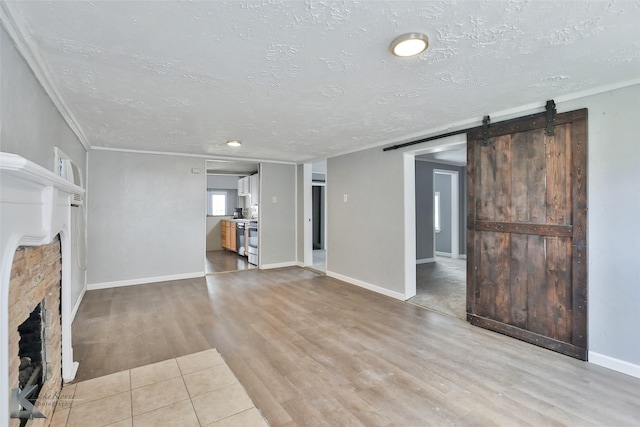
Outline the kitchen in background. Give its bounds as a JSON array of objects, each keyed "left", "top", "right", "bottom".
[{"left": 205, "top": 160, "right": 259, "bottom": 273}]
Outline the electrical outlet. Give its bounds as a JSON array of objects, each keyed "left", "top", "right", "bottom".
[
  {"left": 343, "top": 194, "right": 348, "bottom": 202},
  {"left": 272, "top": 196, "right": 278, "bottom": 203}
]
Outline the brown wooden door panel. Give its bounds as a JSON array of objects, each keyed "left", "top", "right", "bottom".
[{"left": 467, "top": 109, "right": 588, "bottom": 360}]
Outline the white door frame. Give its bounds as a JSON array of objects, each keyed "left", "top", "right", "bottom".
[
  {"left": 303, "top": 163, "right": 313, "bottom": 266},
  {"left": 433, "top": 169, "right": 460, "bottom": 259},
  {"left": 402, "top": 134, "right": 467, "bottom": 300}
]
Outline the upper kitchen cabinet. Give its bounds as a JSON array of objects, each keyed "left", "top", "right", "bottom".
[
  {"left": 250, "top": 173, "right": 259, "bottom": 205},
  {"left": 238, "top": 176, "right": 250, "bottom": 196}
]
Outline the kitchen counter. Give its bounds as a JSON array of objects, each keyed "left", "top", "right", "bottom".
[{"left": 230, "top": 218, "right": 258, "bottom": 223}]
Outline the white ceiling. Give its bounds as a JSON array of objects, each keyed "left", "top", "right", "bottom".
[{"left": 3, "top": 1, "right": 640, "bottom": 163}]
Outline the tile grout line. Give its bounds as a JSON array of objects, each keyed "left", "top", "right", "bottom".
[
  {"left": 128, "top": 368, "right": 133, "bottom": 425},
  {"left": 177, "top": 355, "right": 207, "bottom": 426}
]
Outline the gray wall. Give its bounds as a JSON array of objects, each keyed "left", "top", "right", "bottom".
[
  {"left": 87, "top": 150, "right": 206, "bottom": 284},
  {"left": 0, "top": 27, "right": 86, "bottom": 174},
  {"left": 327, "top": 147, "right": 406, "bottom": 295},
  {"left": 1, "top": 26, "right": 87, "bottom": 308},
  {"left": 415, "top": 161, "right": 434, "bottom": 260},
  {"left": 558, "top": 84, "right": 640, "bottom": 368},
  {"left": 207, "top": 174, "right": 240, "bottom": 189},
  {"left": 434, "top": 173, "right": 452, "bottom": 253},
  {"left": 260, "top": 163, "right": 296, "bottom": 266}
]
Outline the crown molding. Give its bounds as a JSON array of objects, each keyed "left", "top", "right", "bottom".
[
  {"left": 0, "top": 1, "right": 91, "bottom": 151},
  {"left": 91, "top": 146, "right": 296, "bottom": 165}
]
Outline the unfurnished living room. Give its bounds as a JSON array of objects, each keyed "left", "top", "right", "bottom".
[{"left": 1, "top": 1, "right": 640, "bottom": 426}]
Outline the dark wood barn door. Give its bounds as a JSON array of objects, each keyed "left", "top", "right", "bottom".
[{"left": 466, "top": 109, "right": 588, "bottom": 359}]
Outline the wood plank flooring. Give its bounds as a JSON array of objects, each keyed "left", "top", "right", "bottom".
[
  {"left": 72, "top": 267, "right": 640, "bottom": 426},
  {"left": 205, "top": 250, "right": 255, "bottom": 274}
]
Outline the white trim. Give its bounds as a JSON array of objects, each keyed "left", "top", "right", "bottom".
[
  {"left": 303, "top": 163, "right": 313, "bottom": 267},
  {"left": 87, "top": 272, "right": 204, "bottom": 290},
  {"left": 434, "top": 169, "right": 460, "bottom": 259},
  {"left": 260, "top": 261, "right": 298, "bottom": 270},
  {"left": 435, "top": 251, "right": 452, "bottom": 258},
  {"left": 92, "top": 146, "right": 296, "bottom": 165},
  {"left": 589, "top": 351, "right": 640, "bottom": 379},
  {"left": 296, "top": 261, "right": 305, "bottom": 267},
  {"left": 327, "top": 271, "right": 406, "bottom": 301},
  {"left": 0, "top": 3, "right": 91, "bottom": 151},
  {"left": 416, "top": 258, "right": 436, "bottom": 264},
  {"left": 459, "top": 254, "right": 467, "bottom": 259},
  {"left": 403, "top": 153, "right": 417, "bottom": 299},
  {"left": 71, "top": 285, "right": 87, "bottom": 322}
]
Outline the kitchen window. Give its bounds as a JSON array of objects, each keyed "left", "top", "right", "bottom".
[{"left": 207, "top": 189, "right": 237, "bottom": 216}]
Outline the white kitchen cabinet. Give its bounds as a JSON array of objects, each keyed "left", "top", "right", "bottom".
[
  {"left": 250, "top": 173, "right": 259, "bottom": 204},
  {"left": 238, "top": 176, "right": 250, "bottom": 196}
]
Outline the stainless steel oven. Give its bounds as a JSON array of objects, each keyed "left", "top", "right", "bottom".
[
  {"left": 247, "top": 221, "right": 258, "bottom": 265},
  {"left": 236, "top": 222, "right": 246, "bottom": 256}
]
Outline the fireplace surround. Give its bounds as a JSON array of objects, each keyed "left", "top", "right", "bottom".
[{"left": 1, "top": 153, "right": 84, "bottom": 425}]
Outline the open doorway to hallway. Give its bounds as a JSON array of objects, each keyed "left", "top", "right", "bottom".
[
  {"left": 408, "top": 146, "right": 467, "bottom": 320},
  {"left": 311, "top": 160, "right": 327, "bottom": 272}
]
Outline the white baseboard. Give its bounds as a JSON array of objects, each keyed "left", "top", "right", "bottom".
[
  {"left": 416, "top": 258, "right": 435, "bottom": 264},
  {"left": 260, "top": 261, "right": 298, "bottom": 270},
  {"left": 589, "top": 351, "right": 640, "bottom": 379},
  {"left": 71, "top": 285, "right": 87, "bottom": 322},
  {"left": 326, "top": 271, "right": 405, "bottom": 301},
  {"left": 434, "top": 252, "right": 467, "bottom": 260},
  {"left": 296, "top": 261, "right": 305, "bottom": 267},
  {"left": 87, "top": 272, "right": 204, "bottom": 290}
]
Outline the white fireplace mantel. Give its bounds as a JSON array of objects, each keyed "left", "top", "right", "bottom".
[{"left": 0, "top": 152, "right": 84, "bottom": 423}]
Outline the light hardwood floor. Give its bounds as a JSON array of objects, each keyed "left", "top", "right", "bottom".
[{"left": 72, "top": 267, "right": 640, "bottom": 426}]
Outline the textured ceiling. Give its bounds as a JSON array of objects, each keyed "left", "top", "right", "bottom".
[{"left": 3, "top": 1, "right": 640, "bottom": 163}]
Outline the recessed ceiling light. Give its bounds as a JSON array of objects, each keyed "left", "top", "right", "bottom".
[
  {"left": 389, "top": 33, "right": 429, "bottom": 57},
  {"left": 226, "top": 140, "right": 242, "bottom": 147}
]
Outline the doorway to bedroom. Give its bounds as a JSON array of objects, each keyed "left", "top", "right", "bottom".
[{"left": 409, "top": 146, "right": 467, "bottom": 320}]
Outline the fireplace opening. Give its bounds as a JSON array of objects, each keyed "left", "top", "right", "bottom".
[{"left": 17, "top": 302, "right": 46, "bottom": 414}]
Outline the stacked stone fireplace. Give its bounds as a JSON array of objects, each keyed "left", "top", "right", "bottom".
[
  {"left": 9, "top": 238, "right": 62, "bottom": 427},
  {"left": 1, "top": 153, "right": 84, "bottom": 426}
]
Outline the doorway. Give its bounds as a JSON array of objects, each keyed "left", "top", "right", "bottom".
[
  {"left": 204, "top": 160, "right": 259, "bottom": 274},
  {"left": 311, "top": 160, "right": 327, "bottom": 272},
  {"left": 409, "top": 149, "right": 467, "bottom": 319}
]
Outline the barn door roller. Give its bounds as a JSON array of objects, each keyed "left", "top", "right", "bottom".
[
  {"left": 383, "top": 99, "right": 557, "bottom": 151},
  {"left": 482, "top": 115, "right": 491, "bottom": 145},
  {"left": 545, "top": 100, "right": 556, "bottom": 136}
]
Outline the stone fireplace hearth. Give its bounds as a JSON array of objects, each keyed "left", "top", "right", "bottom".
[{"left": 1, "top": 153, "right": 84, "bottom": 425}]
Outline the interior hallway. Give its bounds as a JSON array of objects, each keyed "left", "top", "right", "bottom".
[
  {"left": 71, "top": 267, "right": 640, "bottom": 425},
  {"left": 410, "top": 256, "right": 466, "bottom": 320}
]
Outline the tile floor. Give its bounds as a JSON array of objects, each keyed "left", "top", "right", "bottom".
[{"left": 50, "top": 349, "right": 269, "bottom": 427}]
